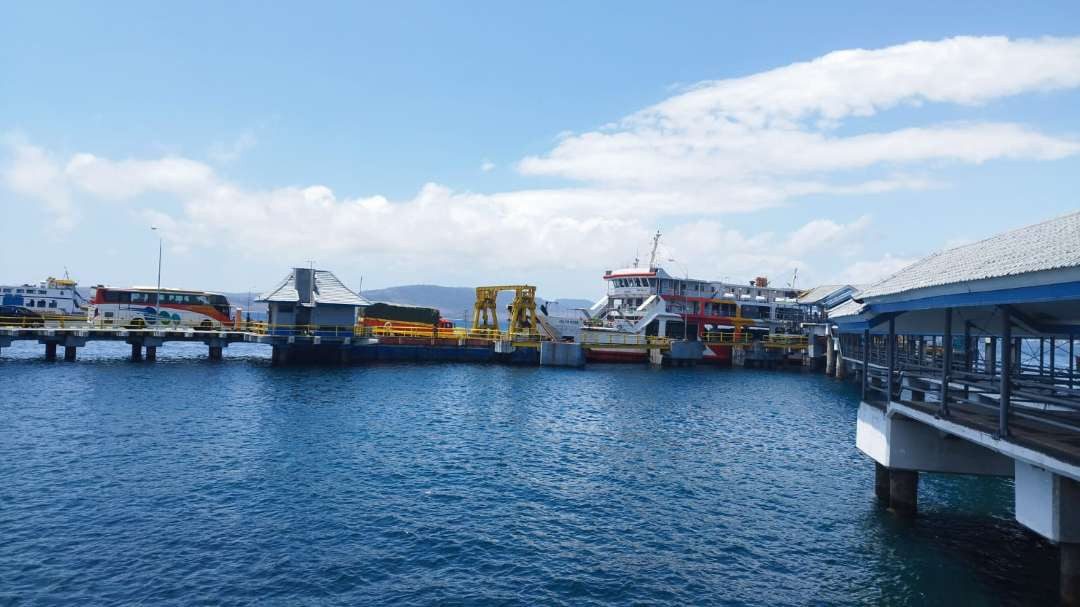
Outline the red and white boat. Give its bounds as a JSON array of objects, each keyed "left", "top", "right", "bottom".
[{"left": 538, "top": 232, "right": 806, "bottom": 364}]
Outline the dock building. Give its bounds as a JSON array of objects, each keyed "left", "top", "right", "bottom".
[
  {"left": 258, "top": 267, "right": 370, "bottom": 333},
  {"left": 829, "top": 211, "right": 1080, "bottom": 604}
]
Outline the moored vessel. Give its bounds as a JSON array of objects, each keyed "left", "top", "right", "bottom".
[{"left": 539, "top": 232, "right": 807, "bottom": 364}]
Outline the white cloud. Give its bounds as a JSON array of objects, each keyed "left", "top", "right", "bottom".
[
  {"left": 840, "top": 254, "right": 918, "bottom": 285},
  {"left": 1, "top": 135, "right": 76, "bottom": 230},
  {"left": 519, "top": 35, "right": 1080, "bottom": 209},
  {"left": 64, "top": 153, "right": 215, "bottom": 201},
  {"left": 480, "top": 160, "right": 495, "bottom": 172},
  {"left": 208, "top": 132, "right": 257, "bottom": 164},
  {"left": 3, "top": 35, "right": 1080, "bottom": 292}
]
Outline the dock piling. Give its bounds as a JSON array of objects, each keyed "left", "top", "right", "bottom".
[
  {"left": 1063, "top": 543, "right": 1080, "bottom": 607},
  {"left": 874, "top": 463, "right": 891, "bottom": 505},
  {"left": 63, "top": 346, "right": 77, "bottom": 362},
  {"left": 889, "top": 469, "right": 918, "bottom": 516},
  {"left": 45, "top": 342, "right": 57, "bottom": 361},
  {"left": 130, "top": 343, "right": 143, "bottom": 361},
  {"left": 146, "top": 346, "right": 157, "bottom": 361}
]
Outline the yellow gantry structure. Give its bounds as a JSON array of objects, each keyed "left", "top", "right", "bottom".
[{"left": 472, "top": 285, "right": 540, "bottom": 338}]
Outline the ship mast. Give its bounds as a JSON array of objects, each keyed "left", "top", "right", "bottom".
[{"left": 646, "top": 230, "right": 662, "bottom": 269}]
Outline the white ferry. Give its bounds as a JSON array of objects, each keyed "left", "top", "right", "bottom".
[
  {"left": 0, "top": 276, "right": 87, "bottom": 318},
  {"left": 539, "top": 232, "right": 806, "bottom": 363}
]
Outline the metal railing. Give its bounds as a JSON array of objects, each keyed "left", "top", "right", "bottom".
[
  {"left": 0, "top": 314, "right": 90, "bottom": 328},
  {"left": 579, "top": 333, "right": 672, "bottom": 348}
]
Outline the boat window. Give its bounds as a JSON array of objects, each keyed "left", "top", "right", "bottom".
[
  {"left": 16, "top": 289, "right": 23, "bottom": 293},
  {"left": 37, "top": 300, "right": 46, "bottom": 307},
  {"left": 1, "top": 288, "right": 9, "bottom": 293},
  {"left": 49, "top": 300, "right": 57, "bottom": 308}
]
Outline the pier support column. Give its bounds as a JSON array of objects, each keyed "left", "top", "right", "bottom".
[
  {"left": 1063, "top": 543, "right": 1080, "bottom": 607},
  {"left": 131, "top": 343, "right": 143, "bottom": 361},
  {"left": 874, "top": 462, "right": 891, "bottom": 504},
  {"left": 826, "top": 335, "right": 836, "bottom": 376},
  {"left": 208, "top": 346, "right": 223, "bottom": 361},
  {"left": 835, "top": 355, "right": 846, "bottom": 379},
  {"left": 889, "top": 469, "right": 918, "bottom": 516},
  {"left": 63, "top": 346, "right": 77, "bottom": 362},
  {"left": 145, "top": 346, "right": 157, "bottom": 361},
  {"left": 45, "top": 342, "right": 57, "bottom": 361}
]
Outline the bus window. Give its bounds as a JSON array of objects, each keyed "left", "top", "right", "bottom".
[
  {"left": 132, "top": 292, "right": 148, "bottom": 303},
  {"left": 103, "top": 290, "right": 131, "bottom": 303}
]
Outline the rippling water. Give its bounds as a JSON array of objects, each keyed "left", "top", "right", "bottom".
[{"left": 0, "top": 341, "right": 1059, "bottom": 605}]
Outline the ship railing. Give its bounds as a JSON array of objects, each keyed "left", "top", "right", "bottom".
[
  {"left": 579, "top": 333, "right": 671, "bottom": 347},
  {"left": 703, "top": 332, "right": 753, "bottom": 345},
  {"left": 762, "top": 334, "right": 809, "bottom": 349}
]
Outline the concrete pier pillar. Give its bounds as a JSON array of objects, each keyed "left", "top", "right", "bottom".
[
  {"left": 874, "top": 462, "right": 891, "bottom": 504},
  {"left": 63, "top": 346, "right": 77, "bottom": 362},
  {"left": 131, "top": 343, "right": 143, "bottom": 361},
  {"left": 835, "top": 356, "right": 847, "bottom": 379},
  {"left": 208, "top": 346, "right": 223, "bottom": 361},
  {"left": 889, "top": 469, "right": 918, "bottom": 516},
  {"left": 45, "top": 342, "right": 57, "bottom": 361},
  {"left": 145, "top": 346, "right": 157, "bottom": 361},
  {"left": 1063, "top": 543, "right": 1080, "bottom": 606},
  {"left": 826, "top": 335, "right": 836, "bottom": 376}
]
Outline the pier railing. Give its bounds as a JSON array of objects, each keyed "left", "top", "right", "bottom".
[{"left": 839, "top": 330, "right": 1080, "bottom": 440}]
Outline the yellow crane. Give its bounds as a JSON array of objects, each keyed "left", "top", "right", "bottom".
[{"left": 472, "top": 285, "right": 539, "bottom": 337}]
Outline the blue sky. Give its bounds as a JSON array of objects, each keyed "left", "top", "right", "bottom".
[{"left": 3, "top": 2, "right": 1080, "bottom": 299}]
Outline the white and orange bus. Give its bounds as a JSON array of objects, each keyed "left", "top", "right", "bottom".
[{"left": 88, "top": 286, "right": 236, "bottom": 329}]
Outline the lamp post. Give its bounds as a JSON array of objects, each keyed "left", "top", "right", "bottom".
[
  {"left": 151, "top": 226, "right": 162, "bottom": 325},
  {"left": 668, "top": 258, "right": 689, "bottom": 340}
]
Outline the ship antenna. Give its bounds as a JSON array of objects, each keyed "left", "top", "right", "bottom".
[{"left": 647, "top": 230, "right": 662, "bottom": 269}]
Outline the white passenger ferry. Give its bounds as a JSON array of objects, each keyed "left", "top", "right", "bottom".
[
  {"left": 0, "top": 276, "right": 87, "bottom": 317},
  {"left": 539, "top": 232, "right": 806, "bottom": 363}
]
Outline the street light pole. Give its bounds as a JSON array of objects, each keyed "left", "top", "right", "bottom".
[
  {"left": 668, "top": 257, "right": 690, "bottom": 340},
  {"left": 152, "top": 226, "right": 162, "bottom": 325}
]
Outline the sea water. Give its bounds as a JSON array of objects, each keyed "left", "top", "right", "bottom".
[{"left": 0, "top": 341, "right": 1058, "bottom": 605}]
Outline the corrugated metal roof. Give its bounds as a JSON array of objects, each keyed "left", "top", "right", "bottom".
[
  {"left": 827, "top": 298, "right": 866, "bottom": 320},
  {"left": 858, "top": 211, "right": 1080, "bottom": 301},
  {"left": 798, "top": 284, "right": 845, "bottom": 305},
  {"left": 257, "top": 269, "right": 371, "bottom": 306}
]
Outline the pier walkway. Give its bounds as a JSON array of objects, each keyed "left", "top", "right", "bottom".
[{"left": 830, "top": 211, "right": 1080, "bottom": 604}]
